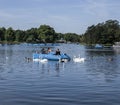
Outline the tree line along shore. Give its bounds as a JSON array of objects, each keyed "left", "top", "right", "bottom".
[{"left": 0, "top": 19, "right": 120, "bottom": 45}]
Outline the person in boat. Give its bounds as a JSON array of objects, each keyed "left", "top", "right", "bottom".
[
  {"left": 55, "top": 49, "right": 61, "bottom": 55},
  {"left": 47, "top": 47, "right": 51, "bottom": 53},
  {"left": 41, "top": 48, "right": 46, "bottom": 54}
]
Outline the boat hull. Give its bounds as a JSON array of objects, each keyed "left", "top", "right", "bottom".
[{"left": 33, "top": 52, "right": 71, "bottom": 61}]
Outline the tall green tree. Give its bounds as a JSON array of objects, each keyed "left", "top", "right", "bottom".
[
  {"left": 15, "top": 30, "right": 25, "bottom": 42},
  {"left": 0, "top": 27, "right": 6, "bottom": 41},
  {"left": 83, "top": 20, "right": 120, "bottom": 44},
  {"left": 37, "top": 25, "right": 56, "bottom": 43},
  {"left": 25, "top": 28, "right": 38, "bottom": 43},
  {"left": 5, "top": 27, "right": 15, "bottom": 42}
]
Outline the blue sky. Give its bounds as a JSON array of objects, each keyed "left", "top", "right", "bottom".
[{"left": 0, "top": 0, "right": 120, "bottom": 34}]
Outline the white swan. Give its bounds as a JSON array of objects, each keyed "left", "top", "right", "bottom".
[
  {"left": 73, "top": 56, "right": 85, "bottom": 62},
  {"left": 40, "top": 59, "right": 48, "bottom": 63},
  {"left": 33, "top": 58, "right": 48, "bottom": 63}
]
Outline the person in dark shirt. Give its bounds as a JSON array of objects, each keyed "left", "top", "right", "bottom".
[
  {"left": 55, "top": 49, "right": 61, "bottom": 55},
  {"left": 41, "top": 48, "right": 46, "bottom": 54}
]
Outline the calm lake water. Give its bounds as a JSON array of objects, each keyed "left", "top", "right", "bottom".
[{"left": 0, "top": 43, "right": 120, "bottom": 105}]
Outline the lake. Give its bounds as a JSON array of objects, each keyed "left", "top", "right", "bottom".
[{"left": 0, "top": 43, "right": 120, "bottom": 105}]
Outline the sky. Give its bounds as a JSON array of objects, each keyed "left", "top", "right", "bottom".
[{"left": 0, "top": 0, "right": 120, "bottom": 34}]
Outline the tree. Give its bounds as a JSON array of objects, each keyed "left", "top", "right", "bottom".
[
  {"left": 37, "top": 25, "right": 56, "bottom": 43},
  {"left": 64, "top": 33, "right": 80, "bottom": 42},
  {"left": 5, "top": 27, "right": 15, "bottom": 42},
  {"left": 15, "top": 30, "right": 25, "bottom": 42},
  {"left": 25, "top": 28, "right": 38, "bottom": 43},
  {"left": 83, "top": 20, "right": 120, "bottom": 44},
  {"left": 0, "top": 27, "right": 6, "bottom": 41}
]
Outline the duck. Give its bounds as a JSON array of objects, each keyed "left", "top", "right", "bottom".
[
  {"left": 107, "top": 57, "right": 113, "bottom": 61},
  {"left": 25, "top": 57, "right": 32, "bottom": 62},
  {"left": 73, "top": 55, "right": 86, "bottom": 63},
  {"left": 59, "top": 58, "right": 68, "bottom": 63}
]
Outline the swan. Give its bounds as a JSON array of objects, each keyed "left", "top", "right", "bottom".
[
  {"left": 73, "top": 56, "right": 86, "bottom": 62},
  {"left": 33, "top": 58, "right": 48, "bottom": 63},
  {"left": 39, "top": 59, "right": 48, "bottom": 63}
]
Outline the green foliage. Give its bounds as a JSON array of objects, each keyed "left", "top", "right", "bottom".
[
  {"left": 15, "top": 30, "right": 25, "bottom": 42},
  {"left": 5, "top": 27, "right": 15, "bottom": 41},
  {"left": 1, "top": 20, "right": 119, "bottom": 44},
  {"left": 0, "top": 27, "right": 6, "bottom": 41},
  {"left": 83, "top": 20, "right": 120, "bottom": 44},
  {"left": 64, "top": 33, "right": 81, "bottom": 42},
  {"left": 37, "top": 25, "right": 56, "bottom": 43}
]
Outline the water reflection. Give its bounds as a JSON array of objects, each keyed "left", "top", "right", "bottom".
[
  {"left": 54, "top": 62, "right": 60, "bottom": 77},
  {"left": 0, "top": 64, "right": 6, "bottom": 80},
  {"left": 1, "top": 44, "right": 120, "bottom": 105},
  {"left": 113, "top": 48, "right": 120, "bottom": 54},
  {"left": 85, "top": 50, "right": 120, "bottom": 82},
  {"left": 32, "top": 61, "right": 65, "bottom": 77}
]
